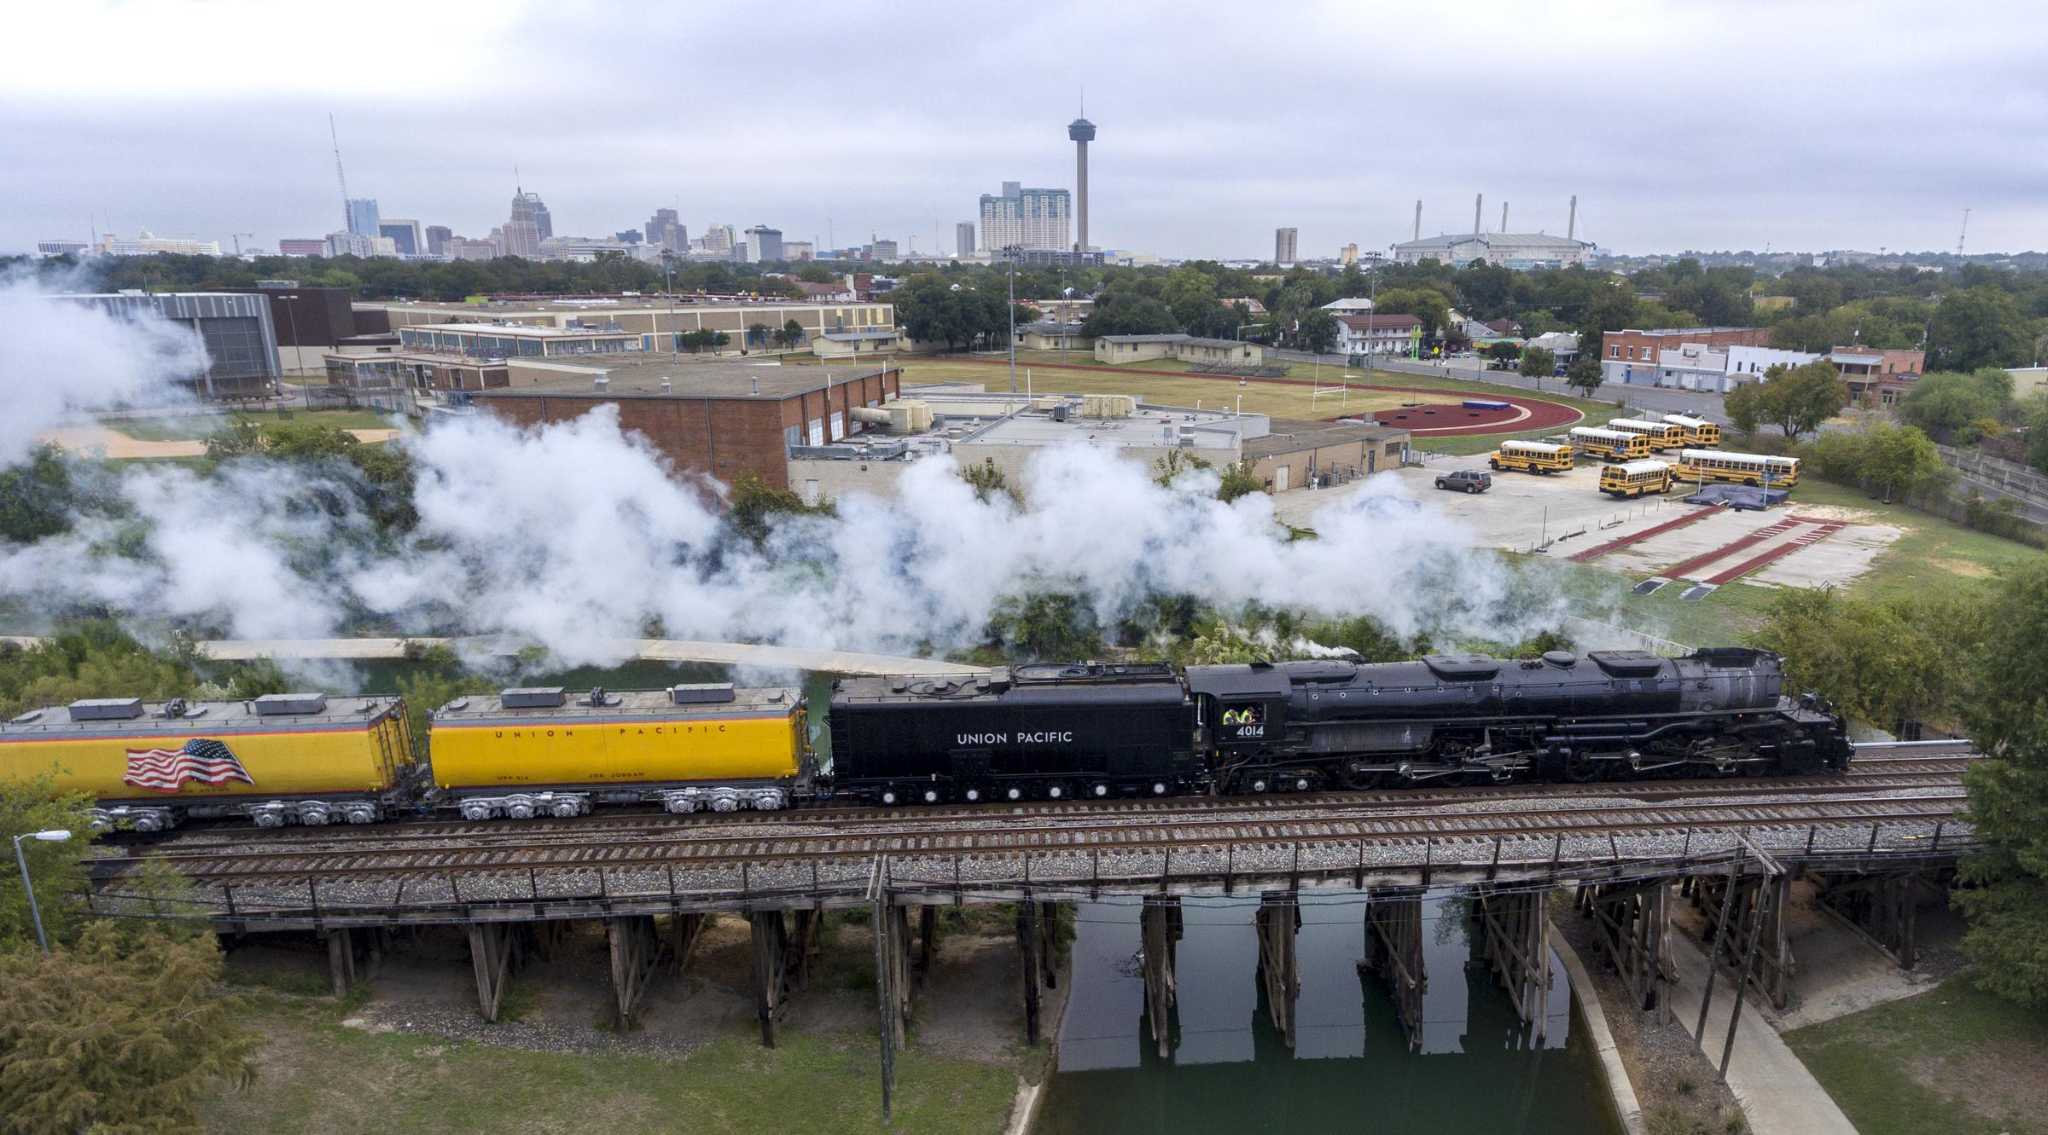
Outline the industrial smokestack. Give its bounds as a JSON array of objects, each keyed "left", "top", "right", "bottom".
[
  {"left": 1501, "top": 201, "right": 1509, "bottom": 233},
  {"left": 1413, "top": 200, "right": 1422, "bottom": 242},
  {"left": 1474, "top": 194, "right": 1483, "bottom": 236},
  {"left": 1568, "top": 195, "right": 1578, "bottom": 242}
]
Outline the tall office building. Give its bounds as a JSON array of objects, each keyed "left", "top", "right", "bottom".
[
  {"left": 425, "top": 225, "right": 452, "bottom": 256},
  {"left": 1275, "top": 227, "right": 1298, "bottom": 264},
  {"left": 378, "top": 219, "right": 423, "bottom": 257},
  {"left": 978, "top": 181, "right": 1071, "bottom": 252},
  {"left": 1067, "top": 116, "right": 1096, "bottom": 252},
  {"left": 702, "top": 224, "right": 736, "bottom": 257},
  {"left": 646, "top": 207, "right": 683, "bottom": 251},
  {"left": 502, "top": 189, "right": 547, "bottom": 258},
  {"left": 346, "top": 198, "right": 381, "bottom": 237},
  {"left": 743, "top": 226, "right": 784, "bottom": 263},
  {"left": 955, "top": 222, "right": 976, "bottom": 257},
  {"left": 531, "top": 197, "right": 552, "bottom": 240}
]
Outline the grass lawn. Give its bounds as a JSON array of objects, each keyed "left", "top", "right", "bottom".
[
  {"left": 1784, "top": 974, "right": 2048, "bottom": 1135},
  {"left": 107, "top": 408, "right": 401, "bottom": 442},
  {"left": 204, "top": 991, "right": 1018, "bottom": 1135},
  {"left": 1787, "top": 479, "right": 2045, "bottom": 602}
]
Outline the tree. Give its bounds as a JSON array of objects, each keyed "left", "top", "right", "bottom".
[
  {"left": 1723, "top": 380, "right": 1766, "bottom": 438},
  {"left": 1484, "top": 341, "right": 1520, "bottom": 367},
  {"left": 1861, "top": 423, "right": 1948, "bottom": 501},
  {"left": 1297, "top": 309, "right": 1339, "bottom": 355},
  {"left": 0, "top": 920, "right": 258, "bottom": 1132},
  {"left": 775, "top": 319, "right": 806, "bottom": 349},
  {"left": 1752, "top": 360, "right": 1849, "bottom": 440},
  {"left": 1216, "top": 460, "right": 1264, "bottom": 502},
  {"left": 1565, "top": 353, "right": 1604, "bottom": 397},
  {"left": 1897, "top": 368, "right": 2014, "bottom": 443},
  {"left": 725, "top": 472, "right": 834, "bottom": 547},
  {"left": 1954, "top": 562, "right": 2048, "bottom": 1003},
  {"left": 0, "top": 779, "right": 89, "bottom": 950},
  {"left": 1519, "top": 346, "right": 1556, "bottom": 379},
  {"left": 985, "top": 592, "right": 1104, "bottom": 662},
  {"left": 1928, "top": 286, "right": 2031, "bottom": 371},
  {"left": 1750, "top": 584, "right": 1986, "bottom": 736},
  {"left": 1083, "top": 292, "right": 1178, "bottom": 337},
  {"left": 1151, "top": 450, "right": 1213, "bottom": 486},
  {"left": 959, "top": 457, "right": 1016, "bottom": 503},
  {"left": 1373, "top": 287, "right": 1452, "bottom": 342}
]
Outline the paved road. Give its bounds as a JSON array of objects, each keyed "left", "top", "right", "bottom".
[{"left": 0, "top": 636, "right": 981, "bottom": 676}]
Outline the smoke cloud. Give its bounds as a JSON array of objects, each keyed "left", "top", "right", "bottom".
[
  {"left": 2, "top": 402, "right": 1567, "bottom": 664},
  {"left": 0, "top": 270, "right": 210, "bottom": 466}
]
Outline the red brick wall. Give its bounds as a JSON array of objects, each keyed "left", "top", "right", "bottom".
[
  {"left": 475, "top": 369, "right": 899, "bottom": 490},
  {"left": 1600, "top": 327, "right": 1772, "bottom": 362}
]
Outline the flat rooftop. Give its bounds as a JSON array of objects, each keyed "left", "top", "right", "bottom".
[
  {"left": 961, "top": 400, "right": 1266, "bottom": 449},
  {"left": 1243, "top": 419, "right": 1408, "bottom": 458},
  {"left": 401, "top": 322, "right": 638, "bottom": 339},
  {"left": 473, "top": 356, "right": 890, "bottom": 400},
  {"left": 362, "top": 295, "right": 891, "bottom": 316}
]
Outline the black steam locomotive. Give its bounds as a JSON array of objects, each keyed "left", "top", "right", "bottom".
[{"left": 828, "top": 648, "right": 1850, "bottom": 804}]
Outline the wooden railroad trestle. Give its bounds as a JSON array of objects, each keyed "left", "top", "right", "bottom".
[
  {"left": 1576, "top": 877, "right": 1674, "bottom": 1019},
  {"left": 1361, "top": 891, "right": 1428, "bottom": 1049},
  {"left": 1140, "top": 896, "right": 1182, "bottom": 1058},
  {"left": 1473, "top": 889, "right": 1553, "bottom": 1039},
  {"left": 1255, "top": 892, "right": 1301, "bottom": 1049},
  {"left": 1684, "top": 870, "right": 1795, "bottom": 1008},
  {"left": 1810, "top": 867, "right": 1929, "bottom": 971}
]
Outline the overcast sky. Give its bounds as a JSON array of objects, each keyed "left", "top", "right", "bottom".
[{"left": 5, "top": 0, "right": 2043, "bottom": 260}]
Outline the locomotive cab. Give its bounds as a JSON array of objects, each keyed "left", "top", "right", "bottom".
[{"left": 1184, "top": 664, "right": 1293, "bottom": 748}]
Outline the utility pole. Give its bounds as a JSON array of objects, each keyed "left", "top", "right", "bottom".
[{"left": 1005, "top": 245, "right": 1019, "bottom": 393}]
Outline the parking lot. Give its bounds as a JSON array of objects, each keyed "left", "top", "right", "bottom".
[{"left": 1275, "top": 455, "right": 1904, "bottom": 590}]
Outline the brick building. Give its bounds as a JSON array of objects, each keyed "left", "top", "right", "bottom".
[
  {"left": 1828, "top": 346, "right": 1925, "bottom": 406},
  {"left": 1600, "top": 327, "right": 1772, "bottom": 366},
  {"left": 468, "top": 357, "right": 899, "bottom": 489}
]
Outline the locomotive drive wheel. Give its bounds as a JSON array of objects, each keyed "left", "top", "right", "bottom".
[{"left": 920, "top": 786, "right": 943, "bottom": 804}]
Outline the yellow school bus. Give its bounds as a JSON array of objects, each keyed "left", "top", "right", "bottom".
[
  {"left": 1661, "top": 414, "right": 1722, "bottom": 447},
  {"left": 1604, "top": 417, "right": 1688, "bottom": 451},
  {"left": 1569, "top": 426, "right": 1653, "bottom": 461},
  {"left": 1673, "top": 449, "right": 1801, "bottom": 488},
  {"left": 1599, "top": 460, "right": 1676, "bottom": 498},
  {"left": 1489, "top": 439, "right": 1575, "bottom": 474}
]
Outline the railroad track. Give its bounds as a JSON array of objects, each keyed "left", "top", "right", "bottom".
[
  {"left": 122, "top": 752, "right": 1977, "bottom": 856},
  {"left": 90, "top": 792, "right": 1970, "bottom": 883}
]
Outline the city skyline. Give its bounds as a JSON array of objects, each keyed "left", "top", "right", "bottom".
[{"left": 5, "top": 0, "right": 2046, "bottom": 260}]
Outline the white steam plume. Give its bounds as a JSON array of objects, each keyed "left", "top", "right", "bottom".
[
  {"left": 0, "top": 271, "right": 210, "bottom": 466},
  {"left": 2, "top": 403, "right": 1568, "bottom": 663}
]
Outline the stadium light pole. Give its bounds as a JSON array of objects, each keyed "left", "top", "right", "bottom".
[
  {"left": 1005, "top": 245, "right": 1019, "bottom": 394},
  {"left": 13, "top": 829, "right": 71, "bottom": 955}
]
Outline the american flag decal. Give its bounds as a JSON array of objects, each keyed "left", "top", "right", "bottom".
[{"left": 123, "top": 738, "right": 254, "bottom": 793}]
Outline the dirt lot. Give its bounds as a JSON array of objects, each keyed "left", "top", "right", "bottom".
[{"left": 39, "top": 423, "right": 399, "bottom": 460}]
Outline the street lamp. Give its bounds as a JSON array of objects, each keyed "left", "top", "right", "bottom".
[{"left": 12, "top": 829, "right": 71, "bottom": 955}]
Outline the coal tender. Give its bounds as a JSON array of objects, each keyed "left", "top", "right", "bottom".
[{"left": 829, "top": 663, "right": 1203, "bottom": 804}]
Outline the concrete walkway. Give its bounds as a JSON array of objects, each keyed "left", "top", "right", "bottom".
[
  {"left": 0, "top": 634, "right": 979, "bottom": 677},
  {"left": 1665, "top": 934, "right": 1857, "bottom": 1135}
]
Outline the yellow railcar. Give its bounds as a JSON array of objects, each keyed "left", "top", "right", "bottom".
[
  {"left": 1488, "top": 439, "right": 1575, "bottom": 474},
  {"left": 1569, "top": 426, "right": 1653, "bottom": 461},
  {"left": 1605, "top": 417, "right": 1688, "bottom": 451},
  {"left": 1661, "top": 414, "right": 1722, "bottom": 447},
  {"left": 1599, "top": 460, "right": 1676, "bottom": 498},
  {"left": 428, "top": 684, "right": 809, "bottom": 817},
  {"left": 1674, "top": 449, "right": 1801, "bottom": 489},
  {"left": 0, "top": 693, "right": 413, "bottom": 831}
]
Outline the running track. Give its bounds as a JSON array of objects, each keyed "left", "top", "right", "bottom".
[{"left": 919, "top": 355, "right": 1583, "bottom": 437}]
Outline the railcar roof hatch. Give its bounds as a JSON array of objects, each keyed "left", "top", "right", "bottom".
[
  {"left": 253, "top": 692, "right": 328, "bottom": 716},
  {"left": 670, "top": 683, "right": 736, "bottom": 705},
  {"left": 68, "top": 697, "right": 143, "bottom": 721},
  {"left": 1423, "top": 655, "right": 1501, "bottom": 681},
  {"left": 501, "top": 687, "right": 567, "bottom": 709}
]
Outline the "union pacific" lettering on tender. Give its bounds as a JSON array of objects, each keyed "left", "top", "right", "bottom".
[{"left": 955, "top": 731, "right": 1075, "bottom": 745}]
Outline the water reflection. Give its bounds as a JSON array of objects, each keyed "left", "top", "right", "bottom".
[{"left": 1041, "top": 894, "right": 1617, "bottom": 1135}]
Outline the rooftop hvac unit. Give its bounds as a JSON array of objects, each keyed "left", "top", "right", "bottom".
[
  {"left": 670, "top": 683, "right": 736, "bottom": 705},
  {"left": 253, "top": 692, "right": 328, "bottom": 716},
  {"left": 501, "top": 686, "right": 567, "bottom": 709},
  {"left": 1052, "top": 403, "right": 1069, "bottom": 422},
  {"left": 68, "top": 697, "right": 143, "bottom": 722},
  {"left": 594, "top": 375, "right": 609, "bottom": 391}
]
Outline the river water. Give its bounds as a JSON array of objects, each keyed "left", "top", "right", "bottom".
[{"left": 1037, "top": 894, "right": 1620, "bottom": 1135}]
